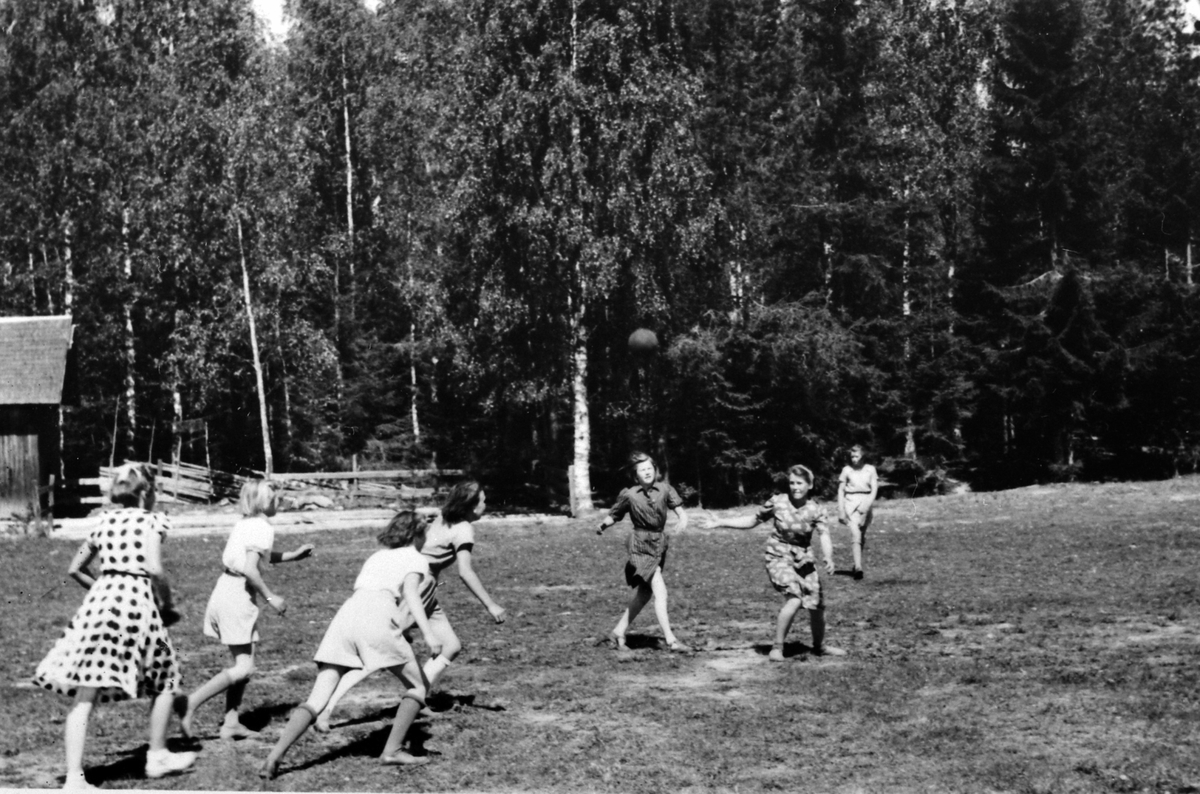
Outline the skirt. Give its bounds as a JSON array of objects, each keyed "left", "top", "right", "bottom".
[
  {"left": 33, "top": 573, "right": 181, "bottom": 702},
  {"left": 625, "top": 529, "right": 669, "bottom": 587},
  {"left": 763, "top": 537, "right": 822, "bottom": 609}
]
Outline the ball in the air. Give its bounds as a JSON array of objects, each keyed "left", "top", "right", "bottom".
[{"left": 628, "top": 328, "right": 658, "bottom": 354}]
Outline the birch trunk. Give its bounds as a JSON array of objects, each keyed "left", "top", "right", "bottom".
[
  {"left": 122, "top": 207, "right": 137, "bottom": 461},
  {"left": 342, "top": 47, "right": 356, "bottom": 324},
  {"left": 237, "top": 214, "right": 273, "bottom": 475},
  {"left": 570, "top": 303, "right": 594, "bottom": 514},
  {"left": 902, "top": 208, "right": 916, "bottom": 459},
  {"left": 567, "top": 0, "right": 594, "bottom": 515}
]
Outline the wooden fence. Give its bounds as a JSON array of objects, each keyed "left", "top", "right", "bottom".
[{"left": 70, "top": 463, "right": 464, "bottom": 507}]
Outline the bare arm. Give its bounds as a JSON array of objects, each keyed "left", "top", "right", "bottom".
[
  {"left": 402, "top": 572, "right": 442, "bottom": 658},
  {"left": 243, "top": 550, "right": 286, "bottom": 614},
  {"left": 456, "top": 549, "right": 506, "bottom": 623},
  {"left": 818, "top": 528, "right": 835, "bottom": 575},
  {"left": 837, "top": 467, "right": 850, "bottom": 520},
  {"left": 271, "top": 544, "right": 314, "bottom": 564},
  {"left": 700, "top": 513, "right": 761, "bottom": 530},
  {"left": 67, "top": 541, "right": 98, "bottom": 590}
]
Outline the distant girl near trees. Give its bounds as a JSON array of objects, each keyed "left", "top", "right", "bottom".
[
  {"left": 313, "top": 479, "right": 506, "bottom": 731},
  {"left": 702, "top": 464, "right": 844, "bottom": 662},
  {"left": 260, "top": 510, "right": 441, "bottom": 778},
  {"left": 597, "top": 452, "right": 692, "bottom": 653},
  {"left": 837, "top": 444, "right": 878, "bottom": 580},
  {"left": 178, "top": 480, "right": 313, "bottom": 740},
  {"left": 33, "top": 463, "right": 196, "bottom": 789}
]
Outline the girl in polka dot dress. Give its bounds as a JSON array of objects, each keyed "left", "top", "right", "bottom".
[{"left": 33, "top": 463, "right": 196, "bottom": 789}]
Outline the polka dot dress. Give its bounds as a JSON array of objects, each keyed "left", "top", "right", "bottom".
[{"left": 33, "top": 508, "right": 181, "bottom": 703}]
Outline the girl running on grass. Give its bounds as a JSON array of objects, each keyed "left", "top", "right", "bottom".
[
  {"left": 596, "top": 451, "right": 692, "bottom": 653},
  {"left": 33, "top": 463, "right": 196, "bottom": 789},
  {"left": 312, "top": 479, "right": 506, "bottom": 731},
  {"left": 701, "top": 464, "right": 844, "bottom": 662},
  {"left": 259, "top": 510, "right": 441, "bottom": 778},
  {"left": 179, "top": 479, "right": 313, "bottom": 740}
]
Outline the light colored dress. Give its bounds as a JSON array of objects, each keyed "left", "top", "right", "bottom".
[
  {"left": 33, "top": 508, "right": 181, "bottom": 702},
  {"left": 314, "top": 546, "right": 432, "bottom": 674},
  {"left": 755, "top": 495, "right": 831, "bottom": 610},
  {"left": 202, "top": 515, "right": 275, "bottom": 645}
]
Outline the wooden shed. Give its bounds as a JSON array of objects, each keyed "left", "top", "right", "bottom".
[{"left": 0, "top": 315, "right": 73, "bottom": 520}]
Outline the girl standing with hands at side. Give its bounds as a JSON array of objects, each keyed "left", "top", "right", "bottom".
[
  {"left": 702, "top": 464, "right": 844, "bottom": 662},
  {"left": 837, "top": 444, "right": 878, "bottom": 580},
  {"left": 179, "top": 480, "right": 313, "bottom": 740},
  {"left": 33, "top": 463, "right": 196, "bottom": 789},
  {"left": 260, "top": 510, "right": 441, "bottom": 778},
  {"left": 313, "top": 479, "right": 505, "bottom": 731},
  {"left": 597, "top": 452, "right": 691, "bottom": 653}
]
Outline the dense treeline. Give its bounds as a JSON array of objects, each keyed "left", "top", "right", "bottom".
[{"left": 2, "top": 0, "right": 1199, "bottom": 509}]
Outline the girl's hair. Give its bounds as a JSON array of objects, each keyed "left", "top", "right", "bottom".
[
  {"left": 110, "top": 463, "right": 156, "bottom": 508},
  {"left": 786, "top": 464, "right": 814, "bottom": 485},
  {"left": 441, "top": 479, "right": 483, "bottom": 525},
  {"left": 627, "top": 451, "right": 659, "bottom": 483},
  {"left": 239, "top": 479, "right": 276, "bottom": 517},
  {"left": 378, "top": 510, "right": 427, "bottom": 549}
]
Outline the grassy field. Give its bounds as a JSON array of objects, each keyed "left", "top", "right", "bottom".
[{"left": 2, "top": 477, "right": 1199, "bottom": 793}]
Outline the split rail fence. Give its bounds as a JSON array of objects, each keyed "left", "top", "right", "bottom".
[{"left": 64, "top": 462, "right": 463, "bottom": 507}]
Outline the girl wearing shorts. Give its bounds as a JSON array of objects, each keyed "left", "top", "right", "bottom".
[
  {"left": 179, "top": 480, "right": 313, "bottom": 739},
  {"left": 259, "top": 510, "right": 441, "bottom": 778},
  {"left": 312, "top": 479, "right": 505, "bottom": 731}
]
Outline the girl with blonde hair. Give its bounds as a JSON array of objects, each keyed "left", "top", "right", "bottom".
[{"left": 178, "top": 479, "right": 313, "bottom": 740}]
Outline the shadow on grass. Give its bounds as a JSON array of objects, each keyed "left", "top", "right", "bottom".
[
  {"left": 84, "top": 736, "right": 202, "bottom": 787},
  {"left": 751, "top": 641, "right": 822, "bottom": 660},
  {"left": 275, "top": 723, "right": 440, "bottom": 778}
]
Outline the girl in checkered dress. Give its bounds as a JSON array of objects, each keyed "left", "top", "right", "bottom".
[{"left": 702, "top": 465, "right": 844, "bottom": 662}]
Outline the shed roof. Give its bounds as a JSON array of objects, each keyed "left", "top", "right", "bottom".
[{"left": 0, "top": 316, "right": 74, "bottom": 405}]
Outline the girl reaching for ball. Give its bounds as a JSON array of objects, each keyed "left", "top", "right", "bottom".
[
  {"left": 701, "top": 464, "right": 845, "bottom": 662},
  {"left": 597, "top": 452, "right": 691, "bottom": 653}
]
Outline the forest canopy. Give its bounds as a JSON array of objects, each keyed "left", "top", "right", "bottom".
[{"left": 2, "top": 0, "right": 1199, "bottom": 508}]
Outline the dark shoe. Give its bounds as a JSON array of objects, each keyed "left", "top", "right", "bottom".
[
  {"left": 852, "top": 568, "right": 864, "bottom": 580},
  {"left": 258, "top": 759, "right": 279, "bottom": 781},
  {"left": 380, "top": 752, "right": 430, "bottom": 766}
]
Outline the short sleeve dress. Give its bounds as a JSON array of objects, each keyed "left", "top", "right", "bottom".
[
  {"left": 607, "top": 482, "right": 683, "bottom": 587},
  {"left": 756, "top": 494, "right": 830, "bottom": 610},
  {"left": 202, "top": 515, "right": 276, "bottom": 645},
  {"left": 33, "top": 508, "right": 181, "bottom": 703}
]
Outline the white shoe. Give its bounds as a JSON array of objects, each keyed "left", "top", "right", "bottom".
[
  {"left": 145, "top": 750, "right": 196, "bottom": 779},
  {"left": 62, "top": 774, "right": 98, "bottom": 790}
]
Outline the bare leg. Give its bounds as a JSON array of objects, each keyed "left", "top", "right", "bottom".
[
  {"left": 261, "top": 665, "right": 347, "bottom": 779},
  {"left": 314, "top": 666, "right": 373, "bottom": 732},
  {"left": 648, "top": 568, "right": 679, "bottom": 647},
  {"left": 145, "top": 691, "right": 197, "bottom": 779},
  {"left": 182, "top": 643, "right": 254, "bottom": 738},
  {"left": 612, "top": 583, "right": 653, "bottom": 642},
  {"left": 64, "top": 688, "right": 97, "bottom": 783},
  {"left": 379, "top": 660, "right": 430, "bottom": 765},
  {"left": 771, "top": 596, "right": 804, "bottom": 660},
  {"left": 422, "top": 619, "right": 462, "bottom": 691}
]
